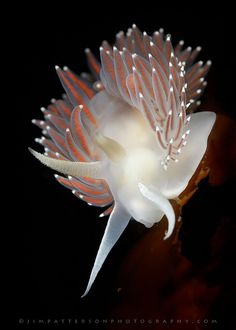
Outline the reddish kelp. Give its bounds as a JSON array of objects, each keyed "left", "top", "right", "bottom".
[{"left": 104, "top": 114, "right": 236, "bottom": 330}]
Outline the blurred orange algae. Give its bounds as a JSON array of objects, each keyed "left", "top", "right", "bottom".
[{"left": 106, "top": 114, "right": 236, "bottom": 330}]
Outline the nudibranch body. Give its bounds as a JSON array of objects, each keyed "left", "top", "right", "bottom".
[{"left": 30, "top": 25, "right": 216, "bottom": 296}]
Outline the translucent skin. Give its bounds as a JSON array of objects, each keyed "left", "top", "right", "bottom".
[
  {"left": 30, "top": 25, "right": 216, "bottom": 296},
  {"left": 91, "top": 90, "right": 215, "bottom": 230},
  {"left": 94, "top": 91, "right": 167, "bottom": 226}
]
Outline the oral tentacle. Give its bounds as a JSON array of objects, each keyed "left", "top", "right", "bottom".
[
  {"left": 81, "top": 202, "right": 130, "bottom": 297},
  {"left": 138, "top": 182, "right": 175, "bottom": 239}
]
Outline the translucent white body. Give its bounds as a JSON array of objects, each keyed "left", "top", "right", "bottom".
[{"left": 30, "top": 25, "right": 216, "bottom": 297}]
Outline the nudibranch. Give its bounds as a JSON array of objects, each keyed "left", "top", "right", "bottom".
[{"left": 29, "top": 25, "right": 216, "bottom": 296}]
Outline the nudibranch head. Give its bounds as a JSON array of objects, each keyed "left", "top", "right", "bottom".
[{"left": 30, "top": 25, "right": 216, "bottom": 296}]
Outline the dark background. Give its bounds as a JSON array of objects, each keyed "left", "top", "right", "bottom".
[{"left": 13, "top": 4, "right": 235, "bottom": 329}]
